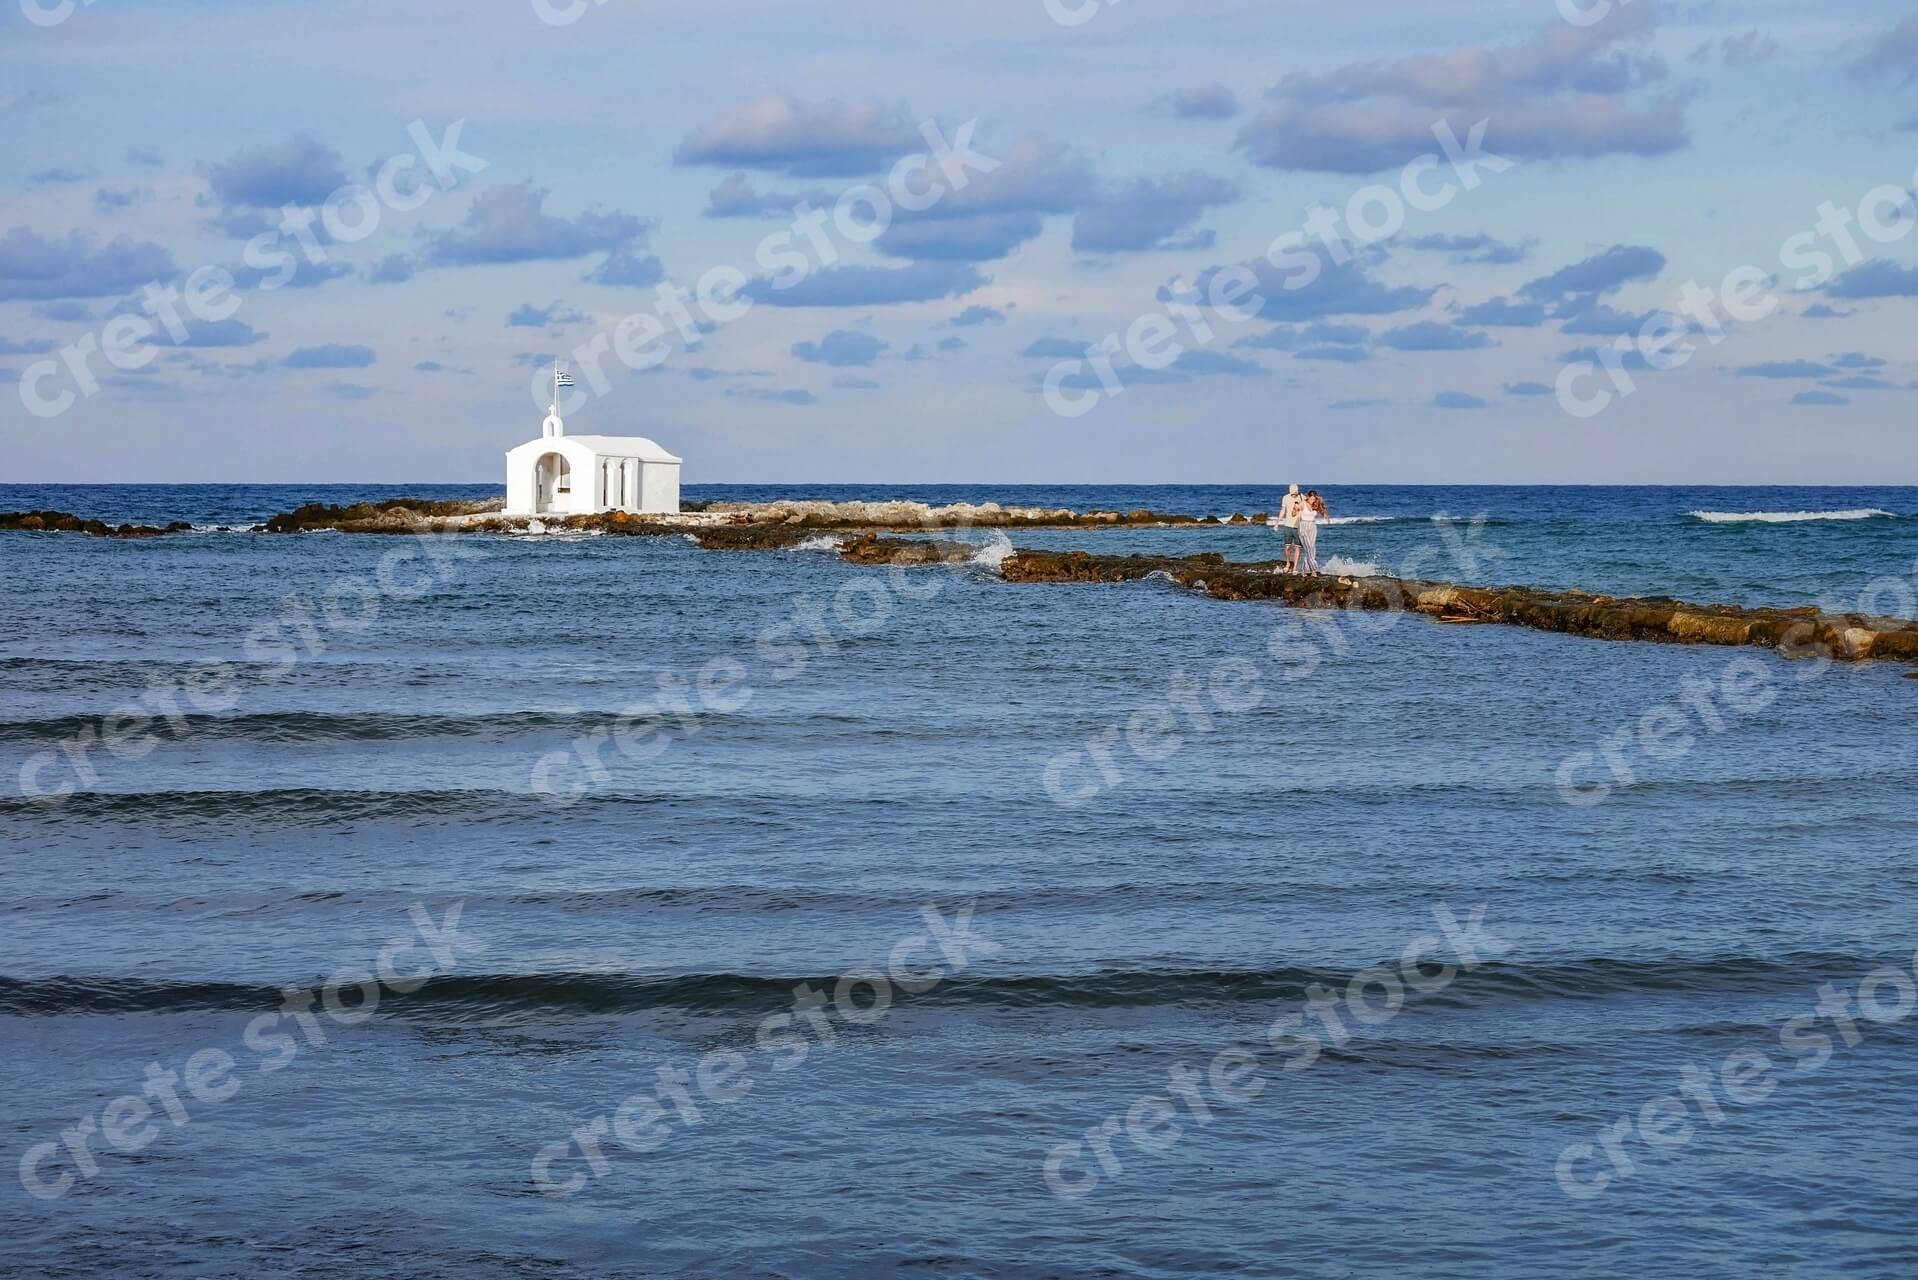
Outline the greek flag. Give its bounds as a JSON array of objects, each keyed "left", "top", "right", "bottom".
[{"left": 554, "top": 371, "right": 575, "bottom": 387}]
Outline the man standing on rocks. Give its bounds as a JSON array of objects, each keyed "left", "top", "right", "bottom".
[{"left": 1271, "top": 484, "right": 1304, "bottom": 573}]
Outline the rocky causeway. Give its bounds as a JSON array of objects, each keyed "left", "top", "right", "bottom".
[{"left": 7, "top": 498, "right": 1917, "bottom": 669}]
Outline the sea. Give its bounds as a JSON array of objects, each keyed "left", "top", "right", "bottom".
[{"left": 1, "top": 483, "right": 1915, "bottom": 1279}]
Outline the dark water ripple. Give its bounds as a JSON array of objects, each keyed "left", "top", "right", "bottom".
[{"left": 2, "top": 951, "right": 1904, "bottom": 1017}]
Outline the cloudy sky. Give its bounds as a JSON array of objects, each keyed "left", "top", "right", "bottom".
[{"left": 4, "top": 0, "right": 1917, "bottom": 484}]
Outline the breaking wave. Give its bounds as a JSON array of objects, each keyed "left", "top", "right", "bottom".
[
  {"left": 1690, "top": 508, "right": 1897, "bottom": 524},
  {"left": 511, "top": 520, "right": 603, "bottom": 539},
  {"left": 1240, "top": 515, "right": 1406, "bottom": 526},
  {"left": 970, "top": 530, "right": 1015, "bottom": 571},
  {"left": 1320, "top": 555, "right": 1383, "bottom": 577}
]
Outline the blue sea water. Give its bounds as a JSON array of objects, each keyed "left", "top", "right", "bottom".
[{"left": 1, "top": 483, "right": 1916, "bottom": 1279}]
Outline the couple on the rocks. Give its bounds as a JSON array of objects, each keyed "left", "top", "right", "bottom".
[{"left": 1270, "top": 484, "right": 1328, "bottom": 575}]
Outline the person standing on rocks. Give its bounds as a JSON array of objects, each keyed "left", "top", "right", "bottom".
[
  {"left": 1298, "top": 489, "right": 1325, "bottom": 576},
  {"left": 1271, "top": 484, "right": 1303, "bottom": 573}
]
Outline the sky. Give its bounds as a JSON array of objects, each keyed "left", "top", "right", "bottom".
[{"left": 3, "top": 0, "right": 1918, "bottom": 485}]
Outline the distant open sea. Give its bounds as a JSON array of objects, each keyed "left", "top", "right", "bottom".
[{"left": 2, "top": 484, "right": 1916, "bottom": 1279}]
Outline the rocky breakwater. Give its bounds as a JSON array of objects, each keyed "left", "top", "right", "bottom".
[
  {"left": 254, "top": 497, "right": 1222, "bottom": 543},
  {"left": 697, "top": 498, "right": 1215, "bottom": 530},
  {"left": 261, "top": 498, "right": 507, "bottom": 533},
  {"left": 996, "top": 546, "right": 1918, "bottom": 667},
  {"left": 836, "top": 532, "right": 981, "bottom": 566},
  {"left": 15, "top": 499, "right": 1918, "bottom": 668},
  {"left": 0, "top": 510, "right": 193, "bottom": 538}
]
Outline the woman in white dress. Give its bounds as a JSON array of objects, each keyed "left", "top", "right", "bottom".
[{"left": 1297, "top": 489, "right": 1323, "bottom": 576}]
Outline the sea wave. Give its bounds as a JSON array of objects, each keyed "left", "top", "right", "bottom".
[
  {"left": 0, "top": 706, "right": 895, "bottom": 747},
  {"left": 12, "top": 767, "right": 1902, "bottom": 827},
  {"left": 0, "top": 951, "right": 1892, "bottom": 1018},
  {"left": 1224, "top": 515, "right": 1401, "bottom": 526},
  {"left": 971, "top": 530, "right": 1015, "bottom": 571},
  {"left": 1320, "top": 555, "right": 1383, "bottom": 576},
  {"left": 0, "top": 708, "right": 608, "bottom": 745},
  {"left": 0, "top": 879, "right": 1439, "bottom": 924},
  {"left": 0, "top": 786, "right": 575, "bottom": 825},
  {"left": 0, "top": 656, "right": 300, "bottom": 694},
  {"left": 1690, "top": 508, "right": 1897, "bottom": 524}
]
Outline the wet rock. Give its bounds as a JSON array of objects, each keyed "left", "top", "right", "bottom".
[
  {"left": 837, "top": 533, "right": 977, "bottom": 566},
  {"left": 0, "top": 510, "right": 193, "bottom": 539},
  {"left": 685, "top": 524, "right": 815, "bottom": 551},
  {"left": 256, "top": 494, "right": 1252, "bottom": 536},
  {"left": 693, "top": 498, "right": 1208, "bottom": 529},
  {"left": 262, "top": 499, "right": 502, "bottom": 533},
  {"left": 999, "top": 547, "right": 1918, "bottom": 667}
]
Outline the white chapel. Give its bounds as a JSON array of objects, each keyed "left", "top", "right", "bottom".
[{"left": 504, "top": 365, "right": 682, "bottom": 516}]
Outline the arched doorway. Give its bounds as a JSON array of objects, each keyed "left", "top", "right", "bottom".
[{"left": 534, "top": 452, "right": 571, "bottom": 513}]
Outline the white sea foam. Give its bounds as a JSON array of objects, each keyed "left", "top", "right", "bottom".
[
  {"left": 1238, "top": 514, "right": 1397, "bottom": 526},
  {"left": 1321, "top": 555, "right": 1383, "bottom": 576},
  {"left": 1209, "top": 513, "right": 1396, "bottom": 526},
  {"left": 1689, "top": 508, "right": 1896, "bottom": 524},
  {"left": 971, "top": 530, "right": 1015, "bottom": 571},
  {"left": 511, "top": 520, "right": 602, "bottom": 540},
  {"left": 189, "top": 523, "right": 260, "bottom": 533},
  {"left": 794, "top": 534, "right": 846, "bottom": 552}
]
